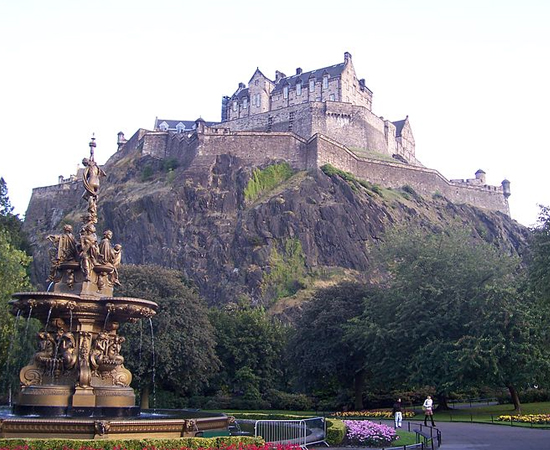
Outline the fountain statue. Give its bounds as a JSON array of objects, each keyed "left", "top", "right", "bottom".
[{"left": 2, "top": 138, "right": 230, "bottom": 439}]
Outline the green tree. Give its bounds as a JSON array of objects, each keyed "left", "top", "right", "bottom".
[
  {"left": 348, "top": 225, "right": 540, "bottom": 411},
  {"left": 0, "top": 179, "right": 35, "bottom": 397},
  {"left": 208, "top": 301, "right": 287, "bottom": 403},
  {"left": 529, "top": 205, "right": 550, "bottom": 302},
  {"left": 0, "top": 177, "right": 30, "bottom": 254},
  {"left": 115, "top": 264, "right": 219, "bottom": 407},
  {"left": 288, "top": 281, "right": 373, "bottom": 410}
]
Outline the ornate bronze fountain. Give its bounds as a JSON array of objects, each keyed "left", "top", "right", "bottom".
[{"left": 2, "top": 138, "right": 230, "bottom": 438}]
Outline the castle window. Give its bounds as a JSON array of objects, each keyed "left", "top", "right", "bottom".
[
  {"left": 159, "top": 122, "right": 169, "bottom": 131},
  {"left": 329, "top": 94, "right": 335, "bottom": 101},
  {"left": 233, "top": 102, "right": 238, "bottom": 112},
  {"left": 323, "top": 75, "right": 329, "bottom": 89},
  {"left": 296, "top": 82, "right": 302, "bottom": 96},
  {"left": 243, "top": 98, "right": 248, "bottom": 109},
  {"left": 255, "top": 94, "right": 261, "bottom": 107},
  {"left": 176, "top": 122, "right": 185, "bottom": 133},
  {"left": 309, "top": 79, "right": 315, "bottom": 92},
  {"left": 283, "top": 85, "right": 289, "bottom": 99}
]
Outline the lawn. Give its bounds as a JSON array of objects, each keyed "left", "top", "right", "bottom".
[{"left": 427, "top": 402, "right": 550, "bottom": 427}]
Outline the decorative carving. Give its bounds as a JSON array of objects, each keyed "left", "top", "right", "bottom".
[
  {"left": 94, "top": 420, "right": 111, "bottom": 436},
  {"left": 60, "top": 332, "right": 77, "bottom": 372},
  {"left": 78, "top": 331, "right": 92, "bottom": 388},
  {"left": 90, "top": 332, "right": 125, "bottom": 379},
  {"left": 20, "top": 366, "right": 42, "bottom": 386},
  {"left": 47, "top": 224, "right": 78, "bottom": 282},
  {"left": 98, "top": 230, "right": 123, "bottom": 286},
  {"left": 78, "top": 224, "right": 99, "bottom": 282}
]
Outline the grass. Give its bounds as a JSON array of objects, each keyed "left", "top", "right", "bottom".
[{"left": 431, "top": 401, "right": 550, "bottom": 427}]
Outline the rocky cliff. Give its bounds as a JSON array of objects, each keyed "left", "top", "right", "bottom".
[{"left": 23, "top": 146, "right": 529, "bottom": 306}]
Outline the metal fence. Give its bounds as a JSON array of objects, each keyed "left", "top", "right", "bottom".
[{"left": 254, "top": 416, "right": 328, "bottom": 449}]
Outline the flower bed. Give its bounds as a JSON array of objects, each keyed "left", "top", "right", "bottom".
[
  {"left": 497, "top": 414, "right": 550, "bottom": 424},
  {"left": 333, "top": 409, "right": 415, "bottom": 419},
  {"left": 343, "top": 420, "right": 397, "bottom": 447}
]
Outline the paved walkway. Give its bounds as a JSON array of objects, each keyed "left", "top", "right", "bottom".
[
  {"left": 435, "top": 421, "right": 550, "bottom": 450},
  {"left": 321, "top": 420, "right": 550, "bottom": 450}
]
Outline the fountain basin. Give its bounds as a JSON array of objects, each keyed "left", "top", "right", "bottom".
[{"left": 0, "top": 408, "right": 231, "bottom": 439}]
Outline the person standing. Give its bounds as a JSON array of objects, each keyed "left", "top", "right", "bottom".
[
  {"left": 392, "top": 398, "right": 403, "bottom": 428},
  {"left": 423, "top": 395, "right": 435, "bottom": 426}
]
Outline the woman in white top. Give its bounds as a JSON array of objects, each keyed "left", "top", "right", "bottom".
[{"left": 423, "top": 395, "right": 435, "bottom": 426}]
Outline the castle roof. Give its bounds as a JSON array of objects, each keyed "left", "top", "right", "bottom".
[
  {"left": 155, "top": 118, "right": 218, "bottom": 131},
  {"left": 392, "top": 118, "right": 409, "bottom": 137},
  {"left": 271, "top": 62, "right": 347, "bottom": 94}
]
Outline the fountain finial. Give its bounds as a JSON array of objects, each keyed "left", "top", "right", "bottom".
[{"left": 89, "top": 134, "right": 96, "bottom": 161}]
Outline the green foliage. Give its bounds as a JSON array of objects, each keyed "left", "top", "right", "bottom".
[
  {"left": 208, "top": 303, "right": 288, "bottom": 404},
  {"left": 321, "top": 164, "right": 382, "bottom": 196},
  {"left": 400, "top": 184, "right": 422, "bottom": 201},
  {"left": 345, "top": 225, "right": 544, "bottom": 410},
  {"left": 529, "top": 205, "right": 550, "bottom": 303},
  {"left": 244, "top": 162, "right": 293, "bottom": 202},
  {"left": 0, "top": 177, "right": 31, "bottom": 255},
  {"left": 264, "top": 389, "right": 314, "bottom": 410},
  {"left": 325, "top": 418, "right": 346, "bottom": 446},
  {"left": 162, "top": 158, "right": 180, "bottom": 172},
  {"left": 0, "top": 436, "right": 264, "bottom": 450},
  {"left": 116, "top": 265, "right": 219, "bottom": 404},
  {"left": 261, "top": 239, "right": 307, "bottom": 301},
  {"left": 288, "top": 281, "right": 375, "bottom": 410},
  {"left": 141, "top": 165, "right": 154, "bottom": 181}
]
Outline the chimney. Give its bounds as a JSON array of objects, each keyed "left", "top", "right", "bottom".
[
  {"left": 238, "top": 82, "right": 245, "bottom": 89},
  {"left": 296, "top": 67, "right": 302, "bottom": 75},
  {"left": 275, "top": 70, "right": 286, "bottom": 82},
  {"left": 344, "top": 52, "right": 352, "bottom": 64}
]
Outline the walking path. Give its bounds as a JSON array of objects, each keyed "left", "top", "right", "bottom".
[{"left": 435, "top": 421, "right": 550, "bottom": 450}]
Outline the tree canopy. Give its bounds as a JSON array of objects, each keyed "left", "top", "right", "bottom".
[{"left": 116, "top": 264, "right": 219, "bottom": 407}]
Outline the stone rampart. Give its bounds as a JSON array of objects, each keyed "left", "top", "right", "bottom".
[
  {"left": 196, "top": 130, "right": 309, "bottom": 169},
  {"left": 311, "top": 134, "right": 509, "bottom": 214}
]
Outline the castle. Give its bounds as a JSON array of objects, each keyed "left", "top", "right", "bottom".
[{"left": 69, "top": 53, "right": 512, "bottom": 215}]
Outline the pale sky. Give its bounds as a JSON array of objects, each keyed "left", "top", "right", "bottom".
[{"left": 1, "top": 0, "right": 549, "bottom": 226}]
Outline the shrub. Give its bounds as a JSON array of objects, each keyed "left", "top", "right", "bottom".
[
  {"left": 261, "top": 239, "right": 307, "bottom": 300},
  {"left": 0, "top": 437, "right": 267, "bottom": 450},
  {"left": 343, "top": 420, "right": 397, "bottom": 447},
  {"left": 326, "top": 418, "right": 346, "bottom": 446},
  {"left": 141, "top": 165, "right": 154, "bottom": 181},
  {"left": 244, "top": 163, "right": 294, "bottom": 202},
  {"left": 264, "top": 389, "right": 314, "bottom": 411}
]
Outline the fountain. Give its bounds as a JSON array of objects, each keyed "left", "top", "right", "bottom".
[{"left": 1, "top": 138, "right": 230, "bottom": 439}]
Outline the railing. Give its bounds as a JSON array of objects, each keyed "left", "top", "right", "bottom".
[{"left": 254, "top": 417, "right": 327, "bottom": 449}]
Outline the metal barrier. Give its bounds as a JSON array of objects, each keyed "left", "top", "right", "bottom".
[{"left": 254, "top": 417, "right": 328, "bottom": 449}]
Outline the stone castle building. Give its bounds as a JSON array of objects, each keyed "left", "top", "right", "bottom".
[{"left": 50, "top": 52, "right": 511, "bottom": 215}]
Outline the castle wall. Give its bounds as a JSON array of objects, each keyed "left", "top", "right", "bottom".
[
  {"left": 313, "top": 135, "right": 509, "bottom": 215},
  {"left": 196, "top": 130, "right": 309, "bottom": 169},
  {"left": 141, "top": 132, "right": 169, "bottom": 158},
  {"left": 220, "top": 101, "right": 401, "bottom": 161}
]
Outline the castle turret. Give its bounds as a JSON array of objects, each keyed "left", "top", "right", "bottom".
[
  {"left": 475, "top": 169, "right": 486, "bottom": 184},
  {"left": 117, "top": 131, "right": 127, "bottom": 150},
  {"left": 221, "top": 96, "right": 230, "bottom": 122},
  {"left": 502, "top": 179, "right": 511, "bottom": 198}
]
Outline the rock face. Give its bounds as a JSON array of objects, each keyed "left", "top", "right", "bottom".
[{"left": 24, "top": 148, "right": 529, "bottom": 306}]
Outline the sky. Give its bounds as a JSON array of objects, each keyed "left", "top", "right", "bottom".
[{"left": 1, "top": 0, "right": 549, "bottom": 226}]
